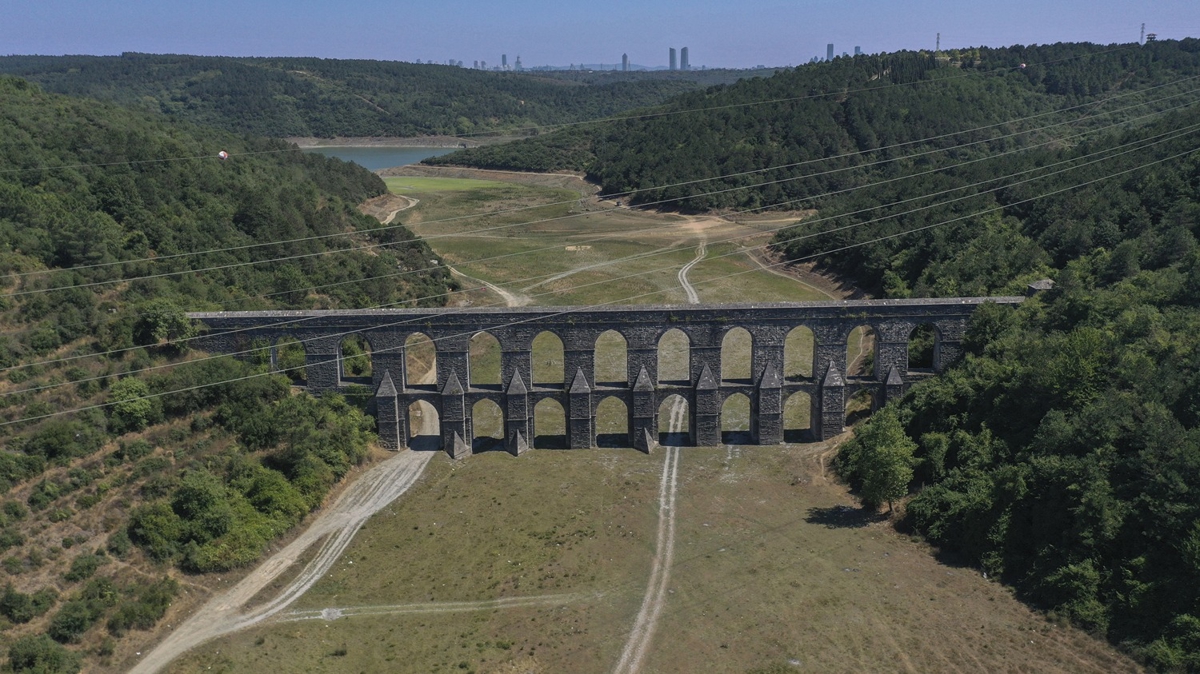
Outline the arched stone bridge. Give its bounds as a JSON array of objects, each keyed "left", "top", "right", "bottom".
[{"left": 190, "top": 297, "right": 1022, "bottom": 458}]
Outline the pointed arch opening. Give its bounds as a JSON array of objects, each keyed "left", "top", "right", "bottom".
[
  {"left": 658, "top": 394, "right": 691, "bottom": 446},
  {"left": 404, "top": 332, "right": 437, "bottom": 388},
  {"left": 471, "top": 399, "right": 504, "bottom": 452},
  {"left": 908, "top": 323, "right": 939, "bottom": 372},
  {"left": 534, "top": 398, "right": 567, "bottom": 449},
  {"left": 275, "top": 337, "right": 307, "bottom": 385},
  {"left": 846, "top": 325, "right": 876, "bottom": 378},
  {"left": 469, "top": 331, "right": 502, "bottom": 389},
  {"left": 784, "top": 326, "right": 814, "bottom": 380},
  {"left": 721, "top": 328, "right": 753, "bottom": 384},
  {"left": 594, "top": 330, "right": 628, "bottom": 386},
  {"left": 339, "top": 334, "right": 373, "bottom": 385},
  {"left": 408, "top": 400, "right": 441, "bottom": 451},
  {"left": 721, "top": 393, "right": 752, "bottom": 444},
  {"left": 783, "top": 392, "right": 811, "bottom": 443},
  {"left": 657, "top": 328, "right": 690, "bottom": 385},
  {"left": 532, "top": 331, "right": 565, "bottom": 387},
  {"left": 596, "top": 396, "right": 629, "bottom": 447}
]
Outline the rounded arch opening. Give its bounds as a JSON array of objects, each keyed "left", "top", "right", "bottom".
[
  {"left": 721, "top": 328, "right": 753, "bottom": 384},
  {"left": 596, "top": 396, "right": 629, "bottom": 448},
  {"left": 846, "top": 325, "right": 876, "bottom": 377},
  {"left": 275, "top": 337, "right": 307, "bottom": 385},
  {"left": 594, "top": 330, "right": 628, "bottom": 386},
  {"left": 846, "top": 389, "right": 875, "bottom": 427},
  {"left": 404, "top": 333, "right": 437, "bottom": 388},
  {"left": 721, "top": 393, "right": 752, "bottom": 444},
  {"left": 532, "top": 331, "right": 565, "bottom": 386},
  {"left": 534, "top": 398, "right": 566, "bottom": 449},
  {"left": 339, "top": 334, "right": 372, "bottom": 384},
  {"left": 469, "top": 331, "right": 502, "bottom": 388},
  {"left": 471, "top": 399, "right": 504, "bottom": 452},
  {"left": 784, "top": 326, "right": 814, "bottom": 380},
  {"left": 783, "top": 392, "right": 811, "bottom": 443},
  {"left": 908, "top": 323, "right": 939, "bottom": 372},
  {"left": 658, "top": 328, "right": 690, "bottom": 384},
  {"left": 658, "top": 394, "right": 691, "bottom": 446},
  {"left": 408, "top": 400, "right": 440, "bottom": 451}
]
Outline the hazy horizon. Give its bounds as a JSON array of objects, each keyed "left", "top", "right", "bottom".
[{"left": 3, "top": 0, "right": 1198, "bottom": 70}]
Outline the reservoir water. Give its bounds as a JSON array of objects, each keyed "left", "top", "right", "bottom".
[{"left": 301, "top": 146, "right": 456, "bottom": 171}]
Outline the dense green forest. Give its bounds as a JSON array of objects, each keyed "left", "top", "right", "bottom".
[
  {"left": 430, "top": 40, "right": 1200, "bottom": 211},
  {"left": 720, "top": 49, "right": 1200, "bottom": 672},
  {"left": 0, "top": 54, "right": 703, "bottom": 139},
  {"left": 0, "top": 76, "right": 454, "bottom": 671}
]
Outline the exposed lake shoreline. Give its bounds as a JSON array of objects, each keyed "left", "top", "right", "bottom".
[{"left": 286, "top": 135, "right": 485, "bottom": 149}]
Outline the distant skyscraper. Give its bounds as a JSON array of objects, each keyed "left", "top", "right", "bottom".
[
  {"left": 502, "top": 54, "right": 508, "bottom": 68},
  {"left": 515, "top": 55, "right": 523, "bottom": 70},
  {"left": 669, "top": 47, "right": 677, "bottom": 71},
  {"left": 681, "top": 47, "right": 689, "bottom": 70},
  {"left": 622, "top": 53, "right": 629, "bottom": 71},
  {"left": 854, "top": 46, "right": 862, "bottom": 56},
  {"left": 827, "top": 43, "right": 834, "bottom": 61}
]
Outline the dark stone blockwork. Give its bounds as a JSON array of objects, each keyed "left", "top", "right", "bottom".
[{"left": 189, "top": 297, "right": 1022, "bottom": 458}]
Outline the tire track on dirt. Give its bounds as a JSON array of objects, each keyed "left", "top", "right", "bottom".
[
  {"left": 677, "top": 239, "right": 706, "bottom": 304},
  {"left": 281, "top": 592, "right": 596, "bottom": 622},
  {"left": 613, "top": 402, "right": 683, "bottom": 674},
  {"left": 128, "top": 449, "right": 433, "bottom": 674}
]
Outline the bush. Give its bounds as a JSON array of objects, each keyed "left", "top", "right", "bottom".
[
  {"left": 47, "top": 578, "right": 117, "bottom": 643},
  {"left": 0, "top": 584, "right": 57, "bottom": 623},
  {"left": 63, "top": 553, "right": 107, "bottom": 583},
  {"left": 7, "top": 634, "right": 81, "bottom": 674},
  {"left": 106, "top": 577, "right": 177, "bottom": 635}
]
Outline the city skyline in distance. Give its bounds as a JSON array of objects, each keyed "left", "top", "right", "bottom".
[{"left": 1, "top": 0, "right": 1196, "bottom": 69}]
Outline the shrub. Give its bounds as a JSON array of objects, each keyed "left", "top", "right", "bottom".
[
  {"left": 63, "top": 553, "right": 107, "bottom": 583},
  {"left": 7, "top": 634, "right": 81, "bottom": 674},
  {"left": 106, "top": 577, "right": 177, "bottom": 635}
]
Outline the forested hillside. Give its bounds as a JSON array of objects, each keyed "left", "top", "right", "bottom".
[
  {"left": 0, "top": 54, "right": 700, "bottom": 139},
  {"left": 734, "top": 47, "right": 1200, "bottom": 672},
  {"left": 430, "top": 40, "right": 1200, "bottom": 210},
  {"left": 0, "top": 76, "right": 454, "bottom": 671}
]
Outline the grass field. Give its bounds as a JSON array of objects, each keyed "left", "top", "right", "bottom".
[
  {"left": 160, "top": 172, "right": 1136, "bottom": 674},
  {"left": 385, "top": 176, "right": 513, "bottom": 192},
  {"left": 171, "top": 444, "right": 1136, "bottom": 674}
]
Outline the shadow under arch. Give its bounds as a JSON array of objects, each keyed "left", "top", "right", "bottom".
[
  {"left": 471, "top": 399, "right": 504, "bottom": 453},
  {"left": 534, "top": 398, "right": 567, "bottom": 449},
  {"left": 783, "top": 391, "right": 812, "bottom": 443},
  {"left": 408, "top": 400, "right": 441, "bottom": 451},
  {"left": 658, "top": 394, "right": 691, "bottom": 446},
  {"left": 596, "top": 396, "right": 629, "bottom": 447},
  {"left": 721, "top": 392, "right": 752, "bottom": 444}
]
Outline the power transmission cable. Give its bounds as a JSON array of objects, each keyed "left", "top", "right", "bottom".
[
  {"left": 4, "top": 137, "right": 1193, "bottom": 428},
  {"left": 7, "top": 107, "right": 1198, "bottom": 397},
  {"left": 8, "top": 100, "right": 1197, "bottom": 392},
  {"left": 10, "top": 79, "right": 1200, "bottom": 302},
  {"left": 7, "top": 54, "right": 1189, "bottom": 283}
]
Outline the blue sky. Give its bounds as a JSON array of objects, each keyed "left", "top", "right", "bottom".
[{"left": 2, "top": 0, "right": 1197, "bottom": 68}]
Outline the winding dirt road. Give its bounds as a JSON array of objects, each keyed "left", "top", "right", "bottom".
[
  {"left": 127, "top": 449, "right": 432, "bottom": 674},
  {"left": 677, "top": 239, "right": 706, "bottom": 304},
  {"left": 613, "top": 429, "right": 681, "bottom": 674}
]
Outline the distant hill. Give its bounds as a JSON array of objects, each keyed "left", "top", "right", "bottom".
[
  {"left": 0, "top": 53, "right": 702, "bottom": 139},
  {"left": 428, "top": 40, "right": 1200, "bottom": 209}
]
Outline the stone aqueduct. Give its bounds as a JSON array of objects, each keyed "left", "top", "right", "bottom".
[{"left": 190, "top": 297, "right": 1023, "bottom": 458}]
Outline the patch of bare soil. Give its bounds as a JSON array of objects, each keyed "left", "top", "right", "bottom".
[{"left": 383, "top": 164, "right": 599, "bottom": 198}]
